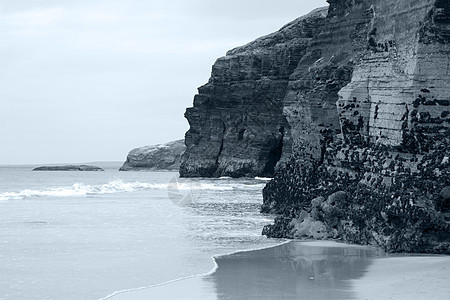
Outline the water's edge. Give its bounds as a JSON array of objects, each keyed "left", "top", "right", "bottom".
[{"left": 98, "top": 240, "right": 290, "bottom": 300}]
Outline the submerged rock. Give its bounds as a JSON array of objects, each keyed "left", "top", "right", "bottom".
[
  {"left": 33, "top": 165, "right": 104, "bottom": 171},
  {"left": 119, "top": 140, "right": 185, "bottom": 171}
]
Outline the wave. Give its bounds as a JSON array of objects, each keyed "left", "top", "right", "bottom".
[
  {"left": 255, "top": 177, "right": 273, "bottom": 181},
  {"left": 0, "top": 180, "right": 267, "bottom": 201},
  {"left": 98, "top": 239, "right": 290, "bottom": 300}
]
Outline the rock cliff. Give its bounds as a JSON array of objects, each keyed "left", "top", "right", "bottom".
[
  {"left": 120, "top": 140, "right": 185, "bottom": 171},
  {"left": 180, "top": 8, "right": 328, "bottom": 178},
  {"left": 182, "top": 0, "right": 450, "bottom": 253},
  {"left": 261, "top": 0, "right": 450, "bottom": 254}
]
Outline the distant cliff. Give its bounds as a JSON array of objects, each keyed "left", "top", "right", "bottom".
[
  {"left": 181, "top": 0, "right": 450, "bottom": 253},
  {"left": 120, "top": 140, "right": 185, "bottom": 171}
]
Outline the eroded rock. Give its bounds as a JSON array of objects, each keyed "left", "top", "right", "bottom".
[
  {"left": 262, "top": 0, "right": 450, "bottom": 254},
  {"left": 120, "top": 140, "right": 185, "bottom": 171}
]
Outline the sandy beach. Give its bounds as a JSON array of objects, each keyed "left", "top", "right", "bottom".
[
  {"left": 105, "top": 241, "right": 450, "bottom": 300},
  {"left": 107, "top": 241, "right": 375, "bottom": 299},
  {"left": 351, "top": 256, "right": 450, "bottom": 300}
]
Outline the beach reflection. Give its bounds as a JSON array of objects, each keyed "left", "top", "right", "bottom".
[{"left": 205, "top": 241, "right": 384, "bottom": 300}]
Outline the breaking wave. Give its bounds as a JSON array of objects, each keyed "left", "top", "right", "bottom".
[{"left": 0, "top": 179, "right": 266, "bottom": 201}]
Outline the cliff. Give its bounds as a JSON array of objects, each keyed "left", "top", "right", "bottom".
[
  {"left": 182, "top": 0, "right": 450, "bottom": 253},
  {"left": 180, "top": 8, "right": 328, "bottom": 178},
  {"left": 120, "top": 140, "right": 185, "bottom": 171},
  {"left": 261, "top": 0, "right": 450, "bottom": 254}
]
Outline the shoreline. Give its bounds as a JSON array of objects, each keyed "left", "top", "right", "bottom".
[
  {"left": 99, "top": 239, "right": 290, "bottom": 300},
  {"left": 103, "top": 240, "right": 381, "bottom": 300},
  {"left": 102, "top": 240, "right": 450, "bottom": 300}
]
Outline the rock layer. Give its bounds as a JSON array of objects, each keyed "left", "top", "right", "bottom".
[
  {"left": 180, "top": 0, "right": 449, "bottom": 252},
  {"left": 262, "top": 0, "right": 450, "bottom": 254},
  {"left": 180, "top": 8, "right": 328, "bottom": 178},
  {"left": 120, "top": 140, "right": 185, "bottom": 171}
]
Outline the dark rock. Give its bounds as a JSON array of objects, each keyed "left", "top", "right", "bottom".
[
  {"left": 180, "top": 0, "right": 449, "bottom": 253},
  {"left": 33, "top": 165, "right": 104, "bottom": 171},
  {"left": 441, "top": 186, "right": 450, "bottom": 200},
  {"left": 180, "top": 8, "right": 328, "bottom": 178},
  {"left": 120, "top": 140, "right": 185, "bottom": 171},
  {"left": 259, "top": 0, "right": 450, "bottom": 254}
]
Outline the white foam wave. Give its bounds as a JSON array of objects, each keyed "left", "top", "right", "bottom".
[
  {"left": 0, "top": 181, "right": 154, "bottom": 201},
  {"left": 255, "top": 177, "right": 273, "bottom": 181},
  {"left": 0, "top": 180, "right": 267, "bottom": 202}
]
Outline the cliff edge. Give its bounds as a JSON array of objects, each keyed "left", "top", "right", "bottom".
[
  {"left": 182, "top": 0, "right": 450, "bottom": 253},
  {"left": 180, "top": 8, "right": 328, "bottom": 178}
]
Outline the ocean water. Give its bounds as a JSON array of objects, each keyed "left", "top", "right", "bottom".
[{"left": 0, "top": 164, "right": 280, "bottom": 300}]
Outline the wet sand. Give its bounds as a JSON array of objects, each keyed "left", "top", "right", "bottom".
[
  {"left": 108, "top": 241, "right": 383, "bottom": 299},
  {"left": 351, "top": 256, "right": 450, "bottom": 300}
]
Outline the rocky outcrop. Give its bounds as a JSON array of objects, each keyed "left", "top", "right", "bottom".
[
  {"left": 33, "top": 165, "right": 104, "bottom": 171},
  {"left": 119, "top": 140, "right": 185, "bottom": 171},
  {"left": 180, "top": 0, "right": 449, "bottom": 252},
  {"left": 262, "top": 0, "right": 450, "bottom": 254},
  {"left": 180, "top": 8, "right": 328, "bottom": 178}
]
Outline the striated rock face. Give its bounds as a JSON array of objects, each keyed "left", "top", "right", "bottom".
[
  {"left": 180, "top": 8, "right": 328, "bottom": 178},
  {"left": 33, "top": 165, "right": 104, "bottom": 171},
  {"left": 180, "top": 0, "right": 449, "bottom": 252},
  {"left": 120, "top": 140, "right": 185, "bottom": 171},
  {"left": 262, "top": 0, "right": 450, "bottom": 254}
]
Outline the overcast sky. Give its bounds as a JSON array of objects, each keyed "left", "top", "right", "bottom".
[{"left": 0, "top": 0, "right": 328, "bottom": 165}]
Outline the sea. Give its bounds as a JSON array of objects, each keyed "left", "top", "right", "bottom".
[{"left": 0, "top": 163, "right": 281, "bottom": 300}]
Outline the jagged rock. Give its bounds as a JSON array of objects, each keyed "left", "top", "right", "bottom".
[
  {"left": 289, "top": 210, "right": 330, "bottom": 240},
  {"left": 180, "top": 8, "right": 328, "bottom": 178},
  {"left": 33, "top": 165, "right": 104, "bottom": 171},
  {"left": 119, "top": 140, "right": 185, "bottom": 171}
]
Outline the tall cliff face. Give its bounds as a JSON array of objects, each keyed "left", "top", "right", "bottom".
[
  {"left": 181, "top": 0, "right": 449, "bottom": 252},
  {"left": 262, "top": 0, "right": 450, "bottom": 254},
  {"left": 180, "top": 8, "right": 328, "bottom": 178}
]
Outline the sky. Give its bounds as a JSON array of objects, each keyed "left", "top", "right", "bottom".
[{"left": 0, "top": 0, "right": 328, "bottom": 165}]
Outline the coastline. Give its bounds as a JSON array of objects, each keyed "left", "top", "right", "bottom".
[
  {"left": 103, "top": 240, "right": 450, "bottom": 300},
  {"left": 103, "top": 240, "right": 377, "bottom": 300},
  {"left": 99, "top": 240, "right": 290, "bottom": 300}
]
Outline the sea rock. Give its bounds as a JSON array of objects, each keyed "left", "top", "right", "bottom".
[
  {"left": 33, "top": 165, "right": 104, "bottom": 171},
  {"left": 119, "top": 140, "right": 185, "bottom": 171},
  {"left": 180, "top": 7, "right": 328, "bottom": 178}
]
